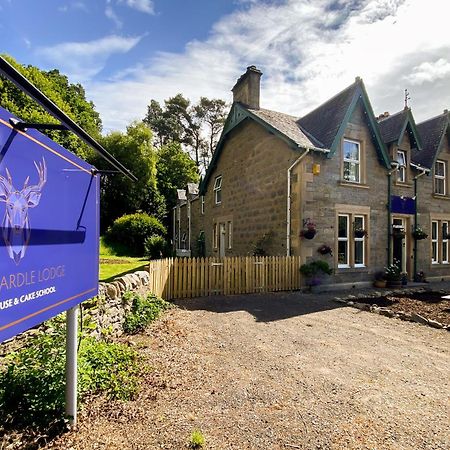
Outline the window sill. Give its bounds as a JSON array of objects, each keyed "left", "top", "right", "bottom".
[
  {"left": 394, "top": 181, "right": 413, "bottom": 188},
  {"left": 432, "top": 194, "right": 450, "bottom": 200},
  {"left": 336, "top": 267, "right": 369, "bottom": 273},
  {"left": 339, "top": 181, "right": 369, "bottom": 189}
]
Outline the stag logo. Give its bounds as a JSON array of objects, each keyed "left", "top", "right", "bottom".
[{"left": 0, "top": 159, "right": 47, "bottom": 265}]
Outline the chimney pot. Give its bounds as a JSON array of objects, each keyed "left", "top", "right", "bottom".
[
  {"left": 444, "top": 109, "right": 449, "bottom": 114},
  {"left": 232, "top": 66, "right": 263, "bottom": 109}
]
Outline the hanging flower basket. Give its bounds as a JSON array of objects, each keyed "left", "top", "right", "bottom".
[
  {"left": 301, "top": 229, "right": 316, "bottom": 240},
  {"left": 412, "top": 228, "right": 428, "bottom": 240},
  {"left": 354, "top": 228, "right": 368, "bottom": 238},
  {"left": 317, "top": 244, "right": 332, "bottom": 256},
  {"left": 301, "top": 219, "right": 316, "bottom": 240}
]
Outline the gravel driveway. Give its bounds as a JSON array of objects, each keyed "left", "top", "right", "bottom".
[{"left": 50, "top": 291, "right": 450, "bottom": 449}]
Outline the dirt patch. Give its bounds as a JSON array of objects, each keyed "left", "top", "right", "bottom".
[
  {"left": 43, "top": 292, "right": 449, "bottom": 450},
  {"left": 356, "top": 291, "right": 450, "bottom": 325}
]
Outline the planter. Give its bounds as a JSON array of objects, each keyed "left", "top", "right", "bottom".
[
  {"left": 412, "top": 232, "right": 428, "bottom": 240},
  {"left": 373, "top": 280, "right": 387, "bottom": 288},
  {"left": 301, "top": 229, "right": 316, "bottom": 240},
  {"left": 386, "top": 279, "right": 402, "bottom": 288}
]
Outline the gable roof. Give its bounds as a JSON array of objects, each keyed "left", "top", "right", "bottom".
[
  {"left": 377, "top": 108, "right": 422, "bottom": 149},
  {"left": 297, "top": 78, "right": 390, "bottom": 166},
  {"left": 413, "top": 111, "right": 450, "bottom": 168},
  {"left": 199, "top": 102, "right": 318, "bottom": 194},
  {"left": 200, "top": 76, "right": 391, "bottom": 194}
]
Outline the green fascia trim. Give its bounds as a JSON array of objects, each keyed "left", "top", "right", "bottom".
[
  {"left": 328, "top": 85, "right": 390, "bottom": 168},
  {"left": 200, "top": 103, "right": 304, "bottom": 194},
  {"left": 397, "top": 110, "right": 423, "bottom": 150}
]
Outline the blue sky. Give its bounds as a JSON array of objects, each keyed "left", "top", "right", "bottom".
[{"left": 1, "top": 0, "right": 449, "bottom": 133}]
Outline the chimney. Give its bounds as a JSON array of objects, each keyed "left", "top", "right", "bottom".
[{"left": 231, "top": 65, "right": 262, "bottom": 110}]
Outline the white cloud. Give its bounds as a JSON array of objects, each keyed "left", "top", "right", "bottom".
[
  {"left": 118, "top": 0, "right": 154, "bottom": 15},
  {"left": 83, "top": 0, "right": 450, "bottom": 132},
  {"left": 105, "top": 5, "right": 123, "bottom": 28},
  {"left": 36, "top": 35, "right": 143, "bottom": 83},
  {"left": 404, "top": 59, "right": 450, "bottom": 85}
]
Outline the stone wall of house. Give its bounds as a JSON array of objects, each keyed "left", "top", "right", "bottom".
[
  {"left": 0, "top": 270, "right": 152, "bottom": 356},
  {"left": 417, "top": 136, "right": 450, "bottom": 280},
  {"left": 297, "top": 101, "right": 390, "bottom": 285},
  {"left": 202, "top": 119, "right": 300, "bottom": 257}
]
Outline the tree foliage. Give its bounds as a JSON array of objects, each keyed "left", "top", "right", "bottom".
[
  {"left": 143, "top": 94, "right": 227, "bottom": 170},
  {"left": 156, "top": 142, "right": 199, "bottom": 211},
  {"left": 0, "top": 54, "right": 102, "bottom": 160},
  {"left": 92, "top": 122, "right": 165, "bottom": 231}
]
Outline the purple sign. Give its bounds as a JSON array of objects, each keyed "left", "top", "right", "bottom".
[
  {"left": 0, "top": 106, "right": 99, "bottom": 343},
  {"left": 391, "top": 195, "right": 416, "bottom": 215}
]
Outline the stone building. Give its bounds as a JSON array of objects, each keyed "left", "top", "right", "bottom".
[{"left": 174, "top": 66, "right": 450, "bottom": 286}]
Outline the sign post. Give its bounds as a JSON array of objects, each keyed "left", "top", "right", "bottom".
[{"left": 65, "top": 306, "right": 78, "bottom": 426}]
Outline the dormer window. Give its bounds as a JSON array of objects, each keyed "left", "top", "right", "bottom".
[
  {"left": 397, "top": 150, "right": 406, "bottom": 183},
  {"left": 342, "top": 140, "right": 360, "bottom": 183},
  {"left": 434, "top": 160, "right": 446, "bottom": 195},
  {"left": 214, "top": 176, "right": 222, "bottom": 204}
]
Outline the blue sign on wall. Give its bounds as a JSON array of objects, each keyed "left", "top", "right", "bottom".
[
  {"left": 391, "top": 195, "right": 416, "bottom": 215},
  {"left": 0, "top": 106, "right": 99, "bottom": 343}
]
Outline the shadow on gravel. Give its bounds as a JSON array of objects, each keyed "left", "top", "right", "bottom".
[{"left": 173, "top": 291, "right": 344, "bottom": 322}]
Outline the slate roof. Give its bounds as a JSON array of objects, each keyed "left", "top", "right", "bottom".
[
  {"left": 413, "top": 112, "right": 450, "bottom": 168},
  {"left": 377, "top": 109, "right": 408, "bottom": 145},
  {"left": 247, "top": 107, "right": 316, "bottom": 148},
  {"left": 297, "top": 79, "right": 360, "bottom": 149}
]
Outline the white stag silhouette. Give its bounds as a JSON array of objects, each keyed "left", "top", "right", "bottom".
[{"left": 0, "top": 159, "right": 47, "bottom": 265}]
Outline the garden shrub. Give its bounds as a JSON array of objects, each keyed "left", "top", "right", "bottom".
[
  {"left": 123, "top": 291, "right": 171, "bottom": 334},
  {"left": 144, "top": 234, "right": 170, "bottom": 260},
  {"left": 0, "top": 319, "right": 141, "bottom": 428},
  {"left": 106, "top": 213, "right": 166, "bottom": 256}
]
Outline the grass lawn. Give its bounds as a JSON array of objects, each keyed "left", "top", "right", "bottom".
[{"left": 99, "top": 237, "right": 148, "bottom": 282}]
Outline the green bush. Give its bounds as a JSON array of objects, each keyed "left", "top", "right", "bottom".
[
  {"left": 189, "top": 429, "right": 205, "bottom": 448},
  {"left": 123, "top": 292, "right": 171, "bottom": 334},
  {"left": 300, "top": 260, "right": 333, "bottom": 277},
  {"left": 106, "top": 213, "right": 166, "bottom": 256},
  {"left": 0, "top": 320, "right": 141, "bottom": 428},
  {"left": 144, "top": 235, "right": 170, "bottom": 259}
]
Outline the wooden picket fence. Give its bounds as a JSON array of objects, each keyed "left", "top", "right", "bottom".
[{"left": 147, "top": 256, "right": 302, "bottom": 300}]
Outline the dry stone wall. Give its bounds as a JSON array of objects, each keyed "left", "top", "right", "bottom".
[{"left": 0, "top": 270, "right": 152, "bottom": 356}]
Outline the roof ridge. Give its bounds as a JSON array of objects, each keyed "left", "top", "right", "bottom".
[
  {"left": 299, "top": 78, "right": 360, "bottom": 120},
  {"left": 250, "top": 106, "right": 299, "bottom": 120},
  {"left": 417, "top": 110, "right": 449, "bottom": 126}
]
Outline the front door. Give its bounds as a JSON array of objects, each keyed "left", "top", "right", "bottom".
[{"left": 392, "top": 217, "right": 408, "bottom": 274}]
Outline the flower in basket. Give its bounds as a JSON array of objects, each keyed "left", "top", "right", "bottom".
[
  {"left": 412, "top": 226, "right": 428, "bottom": 240},
  {"left": 301, "top": 219, "right": 317, "bottom": 239},
  {"left": 385, "top": 261, "right": 401, "bottom": 281},
  {"left": 317, "top": 244, "right": 332, "bottom": 256},
  {"left": 354, "top": 226, "right": 368, "bottom": 238}
]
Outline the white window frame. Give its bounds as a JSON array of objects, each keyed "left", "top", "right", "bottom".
[
  {"left": 213, "top": 223, "right": 218, "bottom": 249},
  {"left": 342, "top": 139, "right": 360, "bottom": 183},
  {"left": 201, "top": 195, "right": 205, "bottom": 214},
  {"left": 442, "top": 221, "right": 449, "bottom": 264},
  {"left": 434, "top": 160, "right": 446, "bottom": 195},
  {"left": 214, "top": 176, "right": 222, "bottom": 205},
  {"left": 431, "top": 220, "right": 439, "bottom": 264},
  {"left": 228, "top": 221, "right": 232, "bottom": 249},
  {"left": 354, "top": 215, "right": 366, "bottom": 268},
  {"left": 397, "top": 150, "right": 406, "bottom": 183},
  {"left": 338, "top": 214, "right": 350, "bottom": 268}
]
